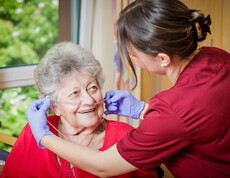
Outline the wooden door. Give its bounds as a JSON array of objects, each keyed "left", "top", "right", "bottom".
[{"left": 161, "top": 0, "right": 230, "bottom": 91}]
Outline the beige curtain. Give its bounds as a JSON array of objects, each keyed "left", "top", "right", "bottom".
[{"left": 112, "top": 0, "right": 141, "bottom": 127}]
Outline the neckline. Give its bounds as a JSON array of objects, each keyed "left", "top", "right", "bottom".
[{"left": 52, "top": 117, "right": 108, "bottom": 169}]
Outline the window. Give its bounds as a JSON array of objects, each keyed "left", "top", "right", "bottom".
[
  {"left": 0, "top": 0, "right": 59, "bottom": 68},
  {"left": 0, "top": 0, "right": 59, "bottom": 151}
]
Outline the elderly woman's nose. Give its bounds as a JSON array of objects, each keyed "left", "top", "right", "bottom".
[{"left": 81, "top": 92, "right": 95, "bottom": 104}]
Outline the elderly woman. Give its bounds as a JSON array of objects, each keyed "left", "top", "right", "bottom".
[{"left": 1, "top": 42, "right": 156, "bottom": 177}]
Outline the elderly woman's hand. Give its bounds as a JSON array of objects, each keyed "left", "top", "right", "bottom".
[
  {"left": 26, "top": 98, "right": 54, "bottom": 149},
  {"left": 104, "top": 90, "right": 145, "bottom": 119}
]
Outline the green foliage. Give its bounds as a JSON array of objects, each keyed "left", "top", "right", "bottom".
[
  {"left": 0, "top": 86, "right": 39, "bottom": 151},
  {"left": 0, "top": 0, "right": 58, "bottom": 67},
  {"left": 0, "top": 0, "right": 58, "bottom": 151}
]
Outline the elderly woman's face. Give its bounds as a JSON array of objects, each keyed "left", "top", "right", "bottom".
[{"left": 55, "top": 71, "right": 104, "bottom": 129}]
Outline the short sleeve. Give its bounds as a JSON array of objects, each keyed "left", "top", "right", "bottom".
[{"left": 117, "top": 97, "right": 190, "bottom": 171}]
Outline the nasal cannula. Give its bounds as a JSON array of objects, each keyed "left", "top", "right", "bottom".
[
  {"left": 47, "top": 98, "right": 107, "bottom": 138},
  {"left": 51, "top": 98, "right": 107, "bottom": 108}
]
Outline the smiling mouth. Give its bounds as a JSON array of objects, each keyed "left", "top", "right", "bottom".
[{"left": 78, "top": 108, "right": 96, "bottom": 114}]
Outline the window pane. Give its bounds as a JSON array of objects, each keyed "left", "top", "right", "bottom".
[
  {"left": 0, "top": 86, "right": 38, "bottom": 151},
  {"left": 0, "top": 0, "right": 59, "bottom": 152},
  {"left": 0, "top": 0, "right": 59, "bottom": 67}
]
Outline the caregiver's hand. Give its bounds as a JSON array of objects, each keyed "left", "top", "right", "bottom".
[
  {"left": 104, "top": 90, "right": 145, "bottom": 119},
  {"left": 26, "top": 98, "right": 54, "bottom": 149}
]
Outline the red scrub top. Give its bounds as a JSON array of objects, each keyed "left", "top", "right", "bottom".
[
  {"left": 1, "top": 115, "right": 156, "bottom": 178},
  {"left": 117, "top": 47, "right": 230, "bottom": 177}
]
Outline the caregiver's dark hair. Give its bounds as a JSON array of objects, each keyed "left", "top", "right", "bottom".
[{"left": 116, "top": 0, "right": 211, "bottom": 89}]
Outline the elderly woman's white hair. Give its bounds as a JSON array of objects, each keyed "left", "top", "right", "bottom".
[{"left": 34, "top": 41, "right": 105, "bottom": 102}]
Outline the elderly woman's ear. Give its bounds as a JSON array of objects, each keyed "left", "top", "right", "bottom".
[
  {"left": 45, "top": 94, "right": 60, "bottom": 116},
  {"left": 49, "top": 103, "right": 60, "bottom": 117}
]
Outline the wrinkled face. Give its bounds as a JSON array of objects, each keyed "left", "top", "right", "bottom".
[{"left": 54, "top": 72, "right": 104, "bottom": 130}]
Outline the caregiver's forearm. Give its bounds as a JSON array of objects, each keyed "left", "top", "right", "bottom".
[{"left": 41, "top": 135, "right": 137, "bottom": 177}]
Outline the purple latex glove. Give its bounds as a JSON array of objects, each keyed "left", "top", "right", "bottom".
[
  {"left": 26, "top": 98, "right": 54, "bottom": 149},
  {"left": 104, "top": 90, "right": 145, "bottom": 119}
]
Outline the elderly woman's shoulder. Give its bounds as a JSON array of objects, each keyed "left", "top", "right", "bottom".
[
  {"left": 46, "top": 115, "right": 59, "bottom": 133},
  {"left": 47, "top": 114, "right": 58, "bottom": 122},
  {"left": 104, "top": 120, "right": 134, "bottom": 141}
]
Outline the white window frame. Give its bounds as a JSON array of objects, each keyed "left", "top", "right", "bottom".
[
  {"left": 0, "top": 0, "right": 82, "bottom": 90},
  {"left": 0, "top": 65, "right": 36, "bottom": 89}
]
